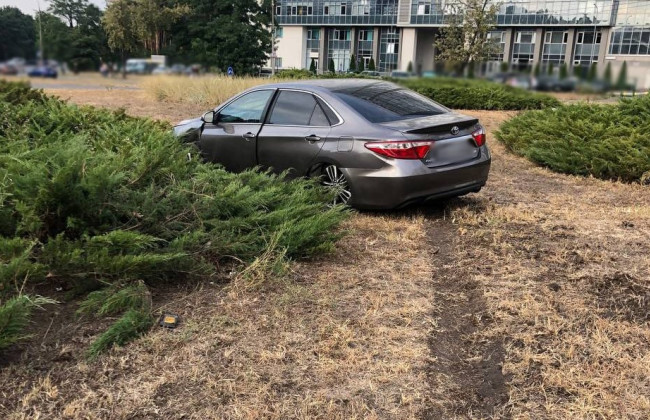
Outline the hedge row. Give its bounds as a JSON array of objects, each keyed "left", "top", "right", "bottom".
[
  {"left": 400, "top": 77, "right": 561, "bottom": 110},
  {"left": 496, "top": 94, "right": 650, "bottom": 183},
  {"left": 0, "top": 81, "right": 347, "bottom": 356}
]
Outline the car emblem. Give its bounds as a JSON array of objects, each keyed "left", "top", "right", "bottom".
[{"left": 450, "top": 126, "right": 460, "bottom": 135}]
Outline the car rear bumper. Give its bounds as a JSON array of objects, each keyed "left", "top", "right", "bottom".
[{"left": 345, "top": 148, "right": 491, "bottom": 209}]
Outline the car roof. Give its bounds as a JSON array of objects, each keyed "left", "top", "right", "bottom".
[{"left": 257, "top": 78, "right": 402, "bottom": 95}]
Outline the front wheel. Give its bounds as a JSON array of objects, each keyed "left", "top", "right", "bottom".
[{"left": 321, "top": 164, "right": 352, "bottom": 206}]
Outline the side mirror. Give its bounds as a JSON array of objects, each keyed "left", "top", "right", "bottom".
[{"left": 201, "top": 110, "right": 215, "bottom": 124}]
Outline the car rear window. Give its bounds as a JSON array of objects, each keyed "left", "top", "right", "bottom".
[{"left": 333, "top": 84, "right": 447, "bottom": 123}]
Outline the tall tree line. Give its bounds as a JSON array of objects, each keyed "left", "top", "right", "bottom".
[{"left": 0, "top": 0, "right": 274, "bottom": 75}]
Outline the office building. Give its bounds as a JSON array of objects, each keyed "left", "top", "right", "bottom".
[{"left": 273, "top": 0, "right": 650, "bottom": 88}]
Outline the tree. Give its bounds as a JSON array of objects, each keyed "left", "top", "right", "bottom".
[
  {"left": 349, "top": 53, "right": 357, "bottom": 72},
  {"left": 559, "top": 63, "right": 568, "bottom": 79},
  {"left": 358, "top": 57, "right": 365, "bottom": 73},
  {"left": 407, "top": 61, "right": 413, "bottom": 73},
  {"left": 368, "top": 57, "right": 376, "bottom": 71},
  {"left": 103, "top": 0, "right": 140, "bottom": 76},
  {"left": 604, "top": 62, "right": 612, "bottom": 87},
  {"left": 48, "top": 0, "right": 86, "bottom": 28},
  {"left": 533, "top": 62, "right": 541, "bottom": 77},
  {"left": 328, "top": 57, "right": 335, "bottom": 73},
  {"left": 132, "top": 0, "right": 189, "bottom": 55},
  {"left": 433, "top": 0, "right": 499, "bottom": 74},
  {"left": 547, "top": 62, "right": 554, "bottom": 76},
  {"left": 588, "top": 62, "right": 597, "bottom": 82},
  {"left": 309, "top": 58, "right": 317, "bottom": 74},
  {"left": 166, "top": 0, "right": 272, "bottom": 75},
  {"left": 0, "top": 7, "right": 36, "bottom": 61},
  {"left": 616, "top": 61, "right": 628, "bottom": 90},
  {"left": 500, "top": 61, "right": 508, "bottom": 72}
]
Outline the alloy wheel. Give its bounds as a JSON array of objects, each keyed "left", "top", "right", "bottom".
[{"left": 322, "top": 165, "right": 352, "bottom": 206}]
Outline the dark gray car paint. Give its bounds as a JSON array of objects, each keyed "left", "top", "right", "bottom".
[{"left": 173, "top": 79, "right": 491, "bottom": 209}]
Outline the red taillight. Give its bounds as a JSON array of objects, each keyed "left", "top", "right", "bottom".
[
  {"left": 472, "top": 126, "right": 486, "bottom": 147},
  {"left": 364, "top": 141, "right": 432, "bottom": 160}
]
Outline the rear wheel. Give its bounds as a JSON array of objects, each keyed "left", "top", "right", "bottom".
[{"left": 321, "top": 164, "right": 352, "bottom": 206}]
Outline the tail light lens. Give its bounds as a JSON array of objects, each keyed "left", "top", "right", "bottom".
[
  {"left": 471, "top": 126, "right": 486, "bottom": 147},
  {"left": 364, "top": 141, "right": 432, "bottom": 160}
]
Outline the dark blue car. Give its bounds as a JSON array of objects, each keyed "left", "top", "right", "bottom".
[{"left": 27, "top": 66, "right": 57, "bottom": 78}]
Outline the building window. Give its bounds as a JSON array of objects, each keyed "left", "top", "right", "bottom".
[
  {"left": 487, "top": 31, "right": 506, "bottom": 62},
  {"left": 512, "top": 31, "right": 536, "bottom": 66},
  {"left": 379, "top": 27, "right": 399, "bottom": 72},
  {"left": 575, "top": 30, "right": 602, "bottom": 64},
  {"left": 275, "top": 6, "right": 281, "bottom": 15},
  {"left": 276, "top": 27, "right": 283, "bottom": 38},
  {"left": 542, "top": 30, "right": 568, "bottom": 64}
]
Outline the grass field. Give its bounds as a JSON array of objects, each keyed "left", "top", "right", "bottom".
[{"left": 1, "top": 74, "right": 648, "bottom": 419}]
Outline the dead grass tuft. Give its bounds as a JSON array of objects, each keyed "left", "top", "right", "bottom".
[{"left": 142, "top": 75, "right": 272, "bottom": 108}]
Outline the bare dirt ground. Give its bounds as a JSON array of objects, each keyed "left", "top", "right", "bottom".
[{"left": 1, "top": 76, "right": 649, "bottom": 419}]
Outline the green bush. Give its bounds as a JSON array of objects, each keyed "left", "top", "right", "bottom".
[
  {"left": 495, "top": 95, "right": 650, "bottom": 182},
  {"left": 0, "top": 82, "right": 348, "bottom": 354},
  {"left": 274, "top": 68, "right": 315, "bottom": 79},
  {"left": 399, "top": 77, "right": 560, "bottom": 110}
]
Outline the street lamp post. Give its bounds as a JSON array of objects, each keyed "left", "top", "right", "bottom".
[
  {"left": 593, "top": 2, "right": 599, "bottom": 64},
  {"left": 271, "top": 0, "right": 276, "bottom": 76}
]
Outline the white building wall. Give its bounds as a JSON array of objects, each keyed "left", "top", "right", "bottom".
[
  {"left": 399, "top": 27, "right": 417, "bottom": 71},
  {"left": 275, "top": 27, "right": 305, "bottom": 70},
  {"left": 606, "top": 56, "right": 650, "bottom": 89}
]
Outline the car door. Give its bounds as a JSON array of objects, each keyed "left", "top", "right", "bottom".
[
  {"left": 257, "top": 90, "right": 333, "bottom": 177},
  {"left": 199, "top": 89, "right": 275, "bottom": 172}
]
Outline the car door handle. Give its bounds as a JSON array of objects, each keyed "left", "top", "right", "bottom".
[
  {"left": 305, "top": 135, "right": 321, "bottom": 143},
  {"left": 242, "top": 132, "right": 256, "bottom": 140}
]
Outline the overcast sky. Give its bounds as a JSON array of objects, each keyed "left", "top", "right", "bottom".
[{"left": 0, "top": 0, "right": 106, "bottom": 15}]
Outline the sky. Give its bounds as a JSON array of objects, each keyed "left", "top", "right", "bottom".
[{"left": 0, "top": 0, "right": 106, "bottom": 15}]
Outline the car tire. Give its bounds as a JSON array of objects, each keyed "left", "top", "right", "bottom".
[{"left": 321, "top": 164, "right": 352, "bottom": 206}]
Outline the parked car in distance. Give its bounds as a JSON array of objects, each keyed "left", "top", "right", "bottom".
[
  {"left": 390, "top": 71, "right": 415, "bottom": 79},
  {"left": 125, "top": 59, "right": 159, "bottom": 74},
  {"left": 152, "top": 65, "right": 172, "bottom": 75},
  {"left": 27, "top": 66, "right": 57, "bottom": 78},
  {"left": 0, "top": 63, "right": 18, "bottom": 75},
  {"left": 360, "top": 70, "right": 381, "bottom": 77},
  {"left": 174, "top": 79, "right": 490, "bottom": 209},
  {"left": 170, "top": 64, "right": 186, "bottom": 75}
]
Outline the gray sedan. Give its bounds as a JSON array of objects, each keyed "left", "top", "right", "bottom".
[{"left": 173, "top": 79, "right": 490, "bottom": 209}]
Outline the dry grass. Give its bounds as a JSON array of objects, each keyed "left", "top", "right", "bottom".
[
  {"left": 142, "top": 75, "right": 272, "bottom": 108},
  {"left": 2, "top": 78, "right": 649, "bottom": 419},
  {"left": 1, "top": 214, "right": 437, "bottom": 419},
  {"left": 443, "top": 110, "right": 650, "bottom": 418}
]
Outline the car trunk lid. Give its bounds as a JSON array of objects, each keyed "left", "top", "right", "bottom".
[{"left": 379, "top": 113, "right": 482, "bottom": 168}]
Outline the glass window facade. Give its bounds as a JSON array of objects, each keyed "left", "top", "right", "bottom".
[
  {"left": 609, "top": 0, "right": 650, "bottom": 56},
  {"left": 305, "top": 28, "right": 321, "bottom": 68},
  {"left": 379, "top": 27, "right": 399, "bottom": 71},
  {"left": 496, "top": 1, "right": 614, "bottom": 26},
  {"left": 512, "top": 30, "right": 536, "bottom": 64},
  {"left": 487, "top": 30, "right": 506, "bottom": 61},
  {"left": 277, "top": 0, "right": 398, "bottom": 25},
  {"left": 574, "top": 30, "right": 601, "bottom": 64},
  {"left": 357, "top": 28, "right": 375, "bottom": 66},
  {"left": 541, "top": 30, "right": 568, "bottom": 63},
  {"left": 609, "top": 27, "right": 650, "bottom": 55},
  {"left": 328, "top": 28, "right": 352, "bottom": 71}
]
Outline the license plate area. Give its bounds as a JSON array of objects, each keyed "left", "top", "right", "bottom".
[{"left": 423, "top": 137, "right": 479, "bottom": 167}]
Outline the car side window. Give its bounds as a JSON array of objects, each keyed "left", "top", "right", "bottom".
[
  {"left": 269, "top": 91, "right": 328, "bottom": 126},
  {"left": 219, "top": 90, "right": 274, "bottom": 123}
]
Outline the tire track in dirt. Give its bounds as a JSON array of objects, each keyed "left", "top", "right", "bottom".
[{"left": 421, "top": 215, "right": 509, "bottom": 419}]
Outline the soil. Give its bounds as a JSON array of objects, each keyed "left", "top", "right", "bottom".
[{"left": 1, "top": 76, "right": 648, "bottom": 419}]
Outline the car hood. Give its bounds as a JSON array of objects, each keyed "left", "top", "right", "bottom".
[{"left": 173, "top": 117, "right": 204, "bottom": 143}]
